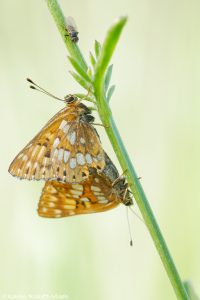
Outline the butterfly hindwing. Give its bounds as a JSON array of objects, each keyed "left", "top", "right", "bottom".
[
  {"left": 38, "top": 174, "right": 120, "bottom": 218},
  {"left": 38, "top": 152, "right": 133, "bottom": 218}
]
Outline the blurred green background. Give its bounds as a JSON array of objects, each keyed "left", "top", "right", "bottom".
[{"left": 1, "top": 0, "right": 200, "bottom": 299}]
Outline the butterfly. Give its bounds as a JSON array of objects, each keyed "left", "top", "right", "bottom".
[
  {"left": 38, "top": 152, "right": 133, "bottom": 218},
  {"left": 8, "top": 80, "right": 105, "bottom": 183}
]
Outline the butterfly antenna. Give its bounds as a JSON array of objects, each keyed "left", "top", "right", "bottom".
[
  {"left": 26, "top": 78, "right": 65, "bottom": 102},
  {"left": 126, "top": 207, "right": 133, "bottom": 246}
]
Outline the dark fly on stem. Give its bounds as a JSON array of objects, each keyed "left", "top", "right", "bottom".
[{"left": 65, "top": 16, "right": 79, "bottom": 43}]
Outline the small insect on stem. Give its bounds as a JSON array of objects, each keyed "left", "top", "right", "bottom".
[{"left": 65, "top": 16, "right": 79, "bottom": 43}]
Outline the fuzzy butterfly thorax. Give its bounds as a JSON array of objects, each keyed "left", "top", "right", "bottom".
[
  {"left": 9, "top": 94, "right": 105, "bottom": 183},
  {"left": 63, "top": 95, "right": 94, "bottom": 123}
]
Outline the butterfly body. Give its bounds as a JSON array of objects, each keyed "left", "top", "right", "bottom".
[{"left": 9, "top": 95, "right": 105, "bottom": 183}]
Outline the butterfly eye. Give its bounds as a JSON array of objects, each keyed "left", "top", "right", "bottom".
[{"left": 65, "top": 94, "right": 77, "bottom": 103}]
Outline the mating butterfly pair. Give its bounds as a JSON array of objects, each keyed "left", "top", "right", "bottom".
[
  {"left": 9, "top": 82, "right": 132, "bottom": 218},
  {"left": 38, "top": 153, "right": 132, "bottom": 218}
]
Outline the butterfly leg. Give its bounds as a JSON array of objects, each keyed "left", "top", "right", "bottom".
[
  {"left": 122, "top": 186, "right": 128, "bottom": 202},
  {"left": 112, "top": 169, "right": 128, "bottom": 187},
  {"left": 122, "top": 186, "right": 133, "bottom": 206},
  {"left": 78, "top": 87, "right": 97, "bottom": 105},
  {"left": 91, "top": 123, "right": 109, "bottom": 128}
]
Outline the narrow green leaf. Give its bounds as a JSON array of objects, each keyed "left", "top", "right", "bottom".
[
  {"left": 184, "top": 281, "right": 200, "bottom": 300},
  {"left": 94, "top": 40, "right": 101, "bottom": 58},
  {"left": 68, "top": 56, "right": 91, "bottom": 83},
  {"left": 94, "top": 16, "right": 127, "bottom": 88},
  {"left": 104, "top": 64, "right": 113, "bottom": 92},
  {"left": 69, "top": 70, "right": 90, "bottom": 91},
  {"left": 89, "top": 51, "right": 96, "bottom": 68},
  {"left": 87, "top": 67, "right": 93, "bottom": 78},
  {"left": 107, "top": 84, "right": 115, "bottom": 102},
  {"left": 75, "top": 93, "right": 95, "bottom": 103}
]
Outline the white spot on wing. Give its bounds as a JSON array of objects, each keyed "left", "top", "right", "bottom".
[
  {"left": 46, "top": 185, "right": 57, "bottom": 194},
  {"left": 53, "top": 137, "right": 60, "bottom": 148},
  {"left": 81, "top": 197, "right": 90, "bottom": 202},
  {"left": 26, "top": 161, "right": 31, "bottom": 168},
  {"left": 64, "top": 199, "right": 76, "bottom": 205},
  {"left": 43, "top": 157, "right": 48, "bottom": 166},
  {"left": 31, "top": 145, "right": 40, "bottom": 157},
  {"left": 85, "top": 153, "right": 93, "bottom": 164},
  {"left": 97, "top": 153, "right": 102, "bottom": 161},
  {"left": 70, "top": 157, "right": 76, "bottom": 169},
  {"left": 91, "top": 186, "right": 101, "bottom": 192},
  {"left": 98, "top": 196, "right": 107, "bottom": 201},
  {"left": 66, "top": 193, "right": 79, "bottom": 199},
  {"left": 69, "top": 189, "right": 82, "bottom": 195},
  {"left": 80, "top": 137, "right": 85, "bottom": 144},
  {"left": 76, "top": 153, "right": 85, "bottom": 165},
  {"left": 98, "top": 199, "right": 109, "bottom": 204},
  {"left": 54, "top": 209, "right": 62, "bottom": 214},
  {"left": 72, "top": 184, "right": 83, "bottom": 191},
  {"left": 33, "top": 162, "right": 38, "bottom": 168},
  {"left": 63, "top": 204, "right": 75, "bottom": 209},
  {"left": 63, "top": 124, "right": 70, "bottom": 134},
  {"left": 64, "top": 150, "right": 70, "bottom": 163},
  {"left": 37, "top": 146, "right": 46, "bottom": 158},
  {"left": 58, "top": 148, "right": 64, "bottom": 161},
  {"left": 41, "top": 207, "right": 48, "bottom": 213},
  {"left": 59, "top": 120, "right": 70, "bottom": 133},
  {"left": 69, "top": 131, "right": 76, "bottom": 145},
  {"left": 94, "top": 191, "right": 104, "bottom": 196},
  {"left": 59, "top": 120, "right": 67, "bottom": 129},
  {"left": 53, "top": 148, "right": 58, "bottom": 158}
]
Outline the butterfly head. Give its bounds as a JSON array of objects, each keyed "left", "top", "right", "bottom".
[
  {"left": 65, "top": 94, "right": 95, "bottom": 123},
  {"left": 113, "top": 179, "right": 133, "bottom": 206},
  {"left": 64, "top": 94, "right": 79, "bottom": 104}
]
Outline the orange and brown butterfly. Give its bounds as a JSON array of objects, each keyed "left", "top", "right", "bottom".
[
  {"left": 38, "top": 152, "right": 133, "bottom": 218},
  {"left": 8, "top": 79, "right": 105, "bottom": 183}
]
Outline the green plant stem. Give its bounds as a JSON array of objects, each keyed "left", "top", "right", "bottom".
[
  {"left": 46, "top": 1, "right": 189, "bottom": 299},
  {"left": 184, "top": 281, "right": 200, "bottom": 300},
  {"left": 96, "top": 102, "right": 189, "bottom": 300}
]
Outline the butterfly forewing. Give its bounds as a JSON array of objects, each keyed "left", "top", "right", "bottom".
[
  {"left": 38, "top": 173, "right": 120, "bottom": 218},
  {"left": 9, "top": 102, "right": 105, "bottom": 183}
]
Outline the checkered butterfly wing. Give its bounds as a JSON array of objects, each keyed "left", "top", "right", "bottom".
[
  {"left": 38, "top": 153, "right": 133, "bottom": 218},
  {"left": 38, "top": 172, "right": 120, "bottom": 218},
  {"left": 9, "top": 103, "right": 105, "bottom": 183}
]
